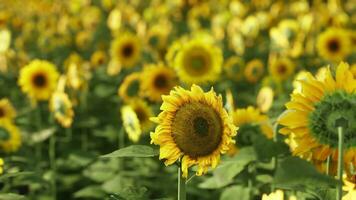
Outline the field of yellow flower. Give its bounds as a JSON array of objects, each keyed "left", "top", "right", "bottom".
[{"left": 0, "top": 0, "right": 355, "bottom": 200}]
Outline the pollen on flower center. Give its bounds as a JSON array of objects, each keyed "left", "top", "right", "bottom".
[
  {"left": 171, "top": 102, "right": 223, "bottom": 158},
  {"left": 193, "top": 117, "right": 209, "bottom": 136},
  {"left": 32, "top": 73, "right": 47, "bottom": 88}
]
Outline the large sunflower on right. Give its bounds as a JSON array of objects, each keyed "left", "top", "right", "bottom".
[
  {"left": 278, "top": 62, "right": 356, "bottom": 173},
  {"left": 150, "top": 85, "right": 237, "bottom": 178}
]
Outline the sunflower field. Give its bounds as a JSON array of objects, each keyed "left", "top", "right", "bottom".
[{"left": 0, "top": 0, "right": 355, "bottom": 200}]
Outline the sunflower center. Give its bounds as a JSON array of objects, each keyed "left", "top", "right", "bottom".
[
  {"left": 153, "top": 74, "right": 168, "bottom": 89},
  {"left": 32, "top": 73, "right": 47, "bottom": 88},
  {"left": 126, "top": 80, "right": 140, "bottom": 97},
  {"left": 0, "top": 127, "right": 10, "bottom": 141},
  {"left": 277, "top": 64, "right": 287, "bottom": 74},
  {"left": 135, "top": 107, "right": 147, "bottom": 122},
  {"left": 183, "top": 49, "right": 211, "bottom": 76},
  {"left": 171, "top": 102, "right": 223, "bottom": 158},
  {"left": 0, "top": 108, "right": 4, "bottom": 118},
  {"left": 327, "top": 39, "right": 340, "bottom": 53},
  {"left": 121, "top": 43, "right": 134, "bottom": 58},
  {"left": 309, "top": 91, "right": 356, "bottom": 148},
  {"left": 193, "top": 117, "right": 209, "bottom": 136}
]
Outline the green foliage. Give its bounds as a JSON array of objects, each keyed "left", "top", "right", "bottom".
[{"left": 101, "top": 145, "right": 159, "bottom": 158}]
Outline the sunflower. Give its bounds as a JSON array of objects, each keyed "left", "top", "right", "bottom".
[
  {"left": 343, "top": 175, "right": 356, "bottom": 200},
  {"left": 0, "top": 98, "right": 16, "bottom": 122},
  {"left": 0, "top": 120, "right": 21, "bottom": 153},
  {"left": 90, "top": 50, "right": 107, "bottom": 69},
  {"left": 262, "top": 190, "right": 297, "bottom": 200},
  {"left": 278, "top": 62, "right": 356, "bottom": 174},
  {"left": 121, "top": 105, "right": 142, "bottom": 143},
  {"left": 316, "top": 28, "right": 351, "bottom": 62},
  {"left": 150, "top": 85, "right": 237, "bottom": 177},
  {"left": 256, "top": 86, "right": 274, "bottom": 113},
  {"left": 141, "top": 64, "right": 177, "bottom": 102},
  {"left": 18, "top": 59, "right": 59, "bottom": 101},
  {"left": 118, "top": 72, "right": 142, "bottom": 102},
  {"left": 0, "top": 158, "right": 3, "bottom": 174},
  {"left": 223, "top": 56, "right": 245, "bottom": 81},
  {"left": 173, "top": 38, "right": 223, "bottom": 84},
  {"left": 110, "top": 32, "right": 141, "bottom": 68},
  {"left": 129, "top": 99, "right": 154, "bottom": 133},
  {"left": 232, "top": 106, "right": 273, "bottom": 149},
  {"left": 269, "top": 57, "right": 295, "bottom": 81},
  {"left": 244, "top": 59, "right": 265, "bottom": 83}
]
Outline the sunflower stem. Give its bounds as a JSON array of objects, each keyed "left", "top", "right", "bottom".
[
  {"left": 326, "top": 155, "right": 331, "bottom": 175},
  {"left": 49, "top": 133, "right": 56, "bottom": 200},
  {"left": 178, "top": 165, "right": 186, "bottom": 200},
  {"left": 336, "top": 126, "right": 344, "bottom": 200},
  {"left": 35, "top": 104, "right": 42, "bottom": 170}
]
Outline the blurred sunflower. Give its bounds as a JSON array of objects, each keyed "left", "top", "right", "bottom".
[
  {"left": 121, "top": 105, "right": 141, "bottom": 143},
  {"left": 244, "top": 59, "right": 264, "bottom": 83},
  {"left": 279, "top": 62, "right": 356, "bottom": 173},
  {"left": 0, "top": 98, "right": 16, "bottom": 122},
  {"left": 18, "top": 60, "right": 59, "bottom": 101},
  {"left": 150, "top": 85, "right": 237, "bottom": 177},
  {"left": 0, "top": 120, "right": 21, "bottom": 153},
  {"left": 317, "top": 28, "right": 351, "bottom": 62},
  {"left": 343, "top": 175, "right": 356, "bottom": 200},
  {"left": 173, "top": 38, "right": 223, "bottom": 84},
  {"left": 118, "top": 72, "right": 142, "bottom": 102},
  {"left": 141, "top": 64, "right": 177, "bottom": 102},
  {"left": 50, "top": 76, "right": 74, "bottom": 128},
  {"left": 0, "top": 158, "right": 3, "bottom": 174},
  {"left": 110, "top": 32, "right": 141, "bottom": 68},
  {"left": 269, "top": 57, "right": 295, "bottom": 81},
  {"left": 129, "top": 99, "right": 154, "bottom": 132},
  {"left": 233, "top": 106, "right": 273, "bottom": 148},
  {"left": 262, "top": 190, "right": 297, "bottom": 200},
  {"left": 90, "top": 50, "right": 107, "bottom": 69},
  {"left": 257, "top": 86, "right": 274, "bottom": 113},
  {"left": 223, "top": 56, "right": 245, "bottom": 81}
]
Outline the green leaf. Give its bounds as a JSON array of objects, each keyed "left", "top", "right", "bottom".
[
  {"left": 253, "top": 135, "right": 289, "bottom": 161},
  {"left": 30, "top": 128, "right": 56, "bottom": 144},
  {"left": 273, "top": 156, "right": 338, "bottom": 188},
  {"left": 199, "top": 147, "right": 256, "bottom": 189},
  {"left": 0, "top": 172, "right": 34, "bottom": 181},
  {"left": 74, "top": 185, "right": 105, "bottom": 199},
  {"left": 220, "top": 186, "right": 250, "bottom": 200},
  {"left": 0, "top": 193, "right": 26, "bottom": 200},
  {"left": 101, "top": 145, "right": 159, "bottom": 158}
]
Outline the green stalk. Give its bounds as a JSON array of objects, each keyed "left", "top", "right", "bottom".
[
  {"left": 177, "top": 164, "right": 186, "bottom": 200},
  {"left": 336, "top": 126, "right": 344, "bottom": 200},
  {"left": 49, "top": 134, "right": 56, "bottom": 200},
  {"left": 326, "top": 155, "right": 331, "bottom": 175},
  {"left": 35, "top": 104, "right": 42, "bottom": 169}
]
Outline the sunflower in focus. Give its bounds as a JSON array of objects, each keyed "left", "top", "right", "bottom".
[
  {"left": 129, "top": 99, "right": 154, "bottom": 132},
  {"left": 141, "top": 64, "right": 177, "bottom": 102},
  {"left": 121, "top": 105, "right": 142, "bottom": 143},
  {"left": 269, "top": 57, "right": 295, "bottom": 81},
  {"left": 18, "top": 60, "right": 59, "bottom": 101},
  {"left": 150, "top": 85, "right": 237, "bottom": 177},
  {"left": 244, "top": 59, "right": 264, "bottom": 83},
  {"left": 317, "top": 28, "right": 351, "bottom": 62},
  {"left": 0, "top": 120, "right": 21, "bottom": 153},
  {"left": 110, "top": 32, "right": 141, "bottom": 68},
  {"left": 0, "top": 99, "right": 16, "bottom": 122},
  {"left": 118, "top": 72, "right": 142, "bottom": 102},
  {"left": 233, "top": 106, "right": 273, "bottom": 148},
  {"left": 173, "top": 38, "right": 223, "bottom": 84},
  {"left": 278, "top": 62, "right": 356, "bottom": 174}
]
